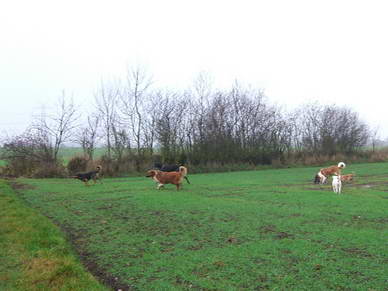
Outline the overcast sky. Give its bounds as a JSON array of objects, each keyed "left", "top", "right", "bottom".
[{"left": 1, "top": 0, "right": 388, "bottom": 138}]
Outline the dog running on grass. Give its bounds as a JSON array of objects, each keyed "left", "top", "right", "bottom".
[
  {"left": 72, "top": 165, "right": 102, "bottom": 186},
  {"left": 332, "top": 175, "right": 342, "bottom": 194},
  {"left": 314, "top": 162, "right": 346, "bottom": 184},
  {"left": 153, "top": 163, "right": 190, "bottom": 184},
  {"left": 146, "top": 166, "right": 188, "bottom": 190}
]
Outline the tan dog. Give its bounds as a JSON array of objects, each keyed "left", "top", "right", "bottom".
[
  {"left": 146, "top": 166, "right": 188, "bottom": 190},
  {"left": 341, "top": 173, "right": 354, "bottom": 182},
  {"left": 314, "top": 162, "right": 346, "bottom": 184}
]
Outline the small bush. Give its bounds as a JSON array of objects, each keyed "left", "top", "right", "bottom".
[
  {"left": 0, "top": 166, "right": 6, "bottom": 177},
  {"left": 33, "top": 162, "right": 67, "bottom": 178},
  {"left": 67, "top": 156, "right": 89, "bottom": 175}
]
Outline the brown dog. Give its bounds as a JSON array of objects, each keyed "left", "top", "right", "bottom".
[
  {"left": 341, "top": 173, "right": 354, "bottom": 182},
  {"left": 314, "top": 162, "right": 346, "bottom": 184},
  {"left": 146, "top": 166, "right": 188, "bottom": 190}
]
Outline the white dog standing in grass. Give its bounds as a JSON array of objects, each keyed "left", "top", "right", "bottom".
[{"left": 332, "top": 175, "right": 342, "bottom": 194}]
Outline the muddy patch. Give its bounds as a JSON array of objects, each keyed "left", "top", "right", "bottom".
[
  {"left": 274, "top": 232, "right": 294, "bottom": 240},
  {"left": 259, "top": 225, "right": 294, "bottom": 239},
  {"left": 61, "top": 225, "right": 134, "bottom": 291},
  {"left": 204, "top": 192, "right": 244, "bottom": 198},
  {"left": 271, "top": 190, "right": 288, "bottom": 194},
  {"left": 307, "top": 179, "right": 388, "bottom": 191},
  {"left": 260, "top": 224, "right": 277, "bottom": 233},
  {"left": 341, "top": 247, "right": 373, "bottom": 258},
  {"left": 305, "top": 186, "right": 331, "bottom": 191},
  {"left": 9, "top": 180, "right": 36, "bottom": 191},
  {"left": 371, "top": 217, "right": 388, "bottom": 223}
]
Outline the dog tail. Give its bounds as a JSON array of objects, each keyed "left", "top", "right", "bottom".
[
  {"left": 179, "top": 166, "right": 187, "bottom": 177},
  {"left": 338, "top": 162, "right": 346, "bottom": 169},
  {"left": 179, "top": 166, "right": 190, "bottom": 184}
]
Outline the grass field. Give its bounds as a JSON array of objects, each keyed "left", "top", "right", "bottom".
[
  {"left": 0, "top": 181, "right": 105, "bottom": 291},
  {"left": 5, "top": 163, "right": 388, "bottom": 290}
]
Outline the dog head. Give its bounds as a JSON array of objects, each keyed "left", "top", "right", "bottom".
[
  {"left": 314, "top": 174, "right": 321, "bottom": 184},
  {"left": 96, "top": 165, "right": 102, "bottom": 171},
  {"left": 341, "top": 174, "right": 354, "bottom": 182},
  {"left": 146, "top": 170, "right": 157, "bottom": 178}
]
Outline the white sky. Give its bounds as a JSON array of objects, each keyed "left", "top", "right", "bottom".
[{"left": 1, "top": 0, "right": 388, "bottom": 137}]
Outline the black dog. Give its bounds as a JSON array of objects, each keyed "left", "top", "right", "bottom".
[
  {"left": 154, "top": 163, "right": 191, "bottom": 184},
  {"left": 72, "top": 165, "right": 102, "bottom": 186}
]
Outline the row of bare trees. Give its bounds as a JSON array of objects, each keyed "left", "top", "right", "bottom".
[
  {"left": 1, "top": 69, "right": 373, "bottom": 177},
  {"left": 1, "top": 92, "right": 78, "bottom": 176}
]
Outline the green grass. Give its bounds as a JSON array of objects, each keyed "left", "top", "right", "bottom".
[
  {"left": 7, "top": 163, "right": 388, "bottom": 290},
  {"left": 0, "top": 180, "right": 106, "bottom": 291}
]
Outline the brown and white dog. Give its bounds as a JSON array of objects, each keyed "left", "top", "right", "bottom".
[
  {"left": 314, "top": 162, "right": 346, "bottom": 184},
  {"left": 341, "top": 173, "right": 354, "bottom": 183},
  {"left": 146, "top": 166, "right": 188, "bottom": 190}
]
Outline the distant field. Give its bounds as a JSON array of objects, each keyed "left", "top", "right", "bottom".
[
  {"left": 8, "top": 163, "right": 388, "bottom": 290},
  {"left": 0, "top": 147, "right": 107, "bottom": 166},
  {"left": 58, "top": 147, "right": 107, "bottom": 164}
]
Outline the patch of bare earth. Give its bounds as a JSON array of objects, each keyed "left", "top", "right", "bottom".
[
  {"left": 9, "top": 180, "right": 36, "bottom": 191},
  {"left": 62, "top": 225, "right": 134, "bottom": 291}
]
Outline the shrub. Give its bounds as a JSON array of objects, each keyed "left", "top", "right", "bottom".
[
  {"left": 32, "top": 162, "right": 67, "bottom": 178},
  {"left": 67, "top": 156, "right": 89, "bottom": 175}
]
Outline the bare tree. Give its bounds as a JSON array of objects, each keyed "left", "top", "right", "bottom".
[
  {"left": 119, "top": 66, "right": 153, "bottom": 157},
  {"left": 369, "top": 126, "right": 380, "bottom": 153},
  {"left": 31, "top": 91, "right": 78, "bottom": 163},
  {"left": 94, "top": 79, "right": 120, "bottom": 160},
  {"left": 153, "top": 91, "right": 190, "bottom": 163},
  {"left": 2, "top": 92, "right": 77, "bottom": 177},
  {"left": 76, "top": 113, "right": 101, "bottom": 161},
  {"left": 294, "top": 103, "right": 370, "bottom": 156}
]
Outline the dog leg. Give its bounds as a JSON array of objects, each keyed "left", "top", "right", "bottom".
[{"left": 157, "top": 183, "right": 164, "bottom": 190}]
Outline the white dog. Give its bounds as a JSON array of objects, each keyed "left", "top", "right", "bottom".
[{"left": 332, "top": 175, "right": 342, "bottom": 194}]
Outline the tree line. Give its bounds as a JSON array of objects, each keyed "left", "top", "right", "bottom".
[{"left": 1, "top": 69, "right": 374, "bottom": 177}]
